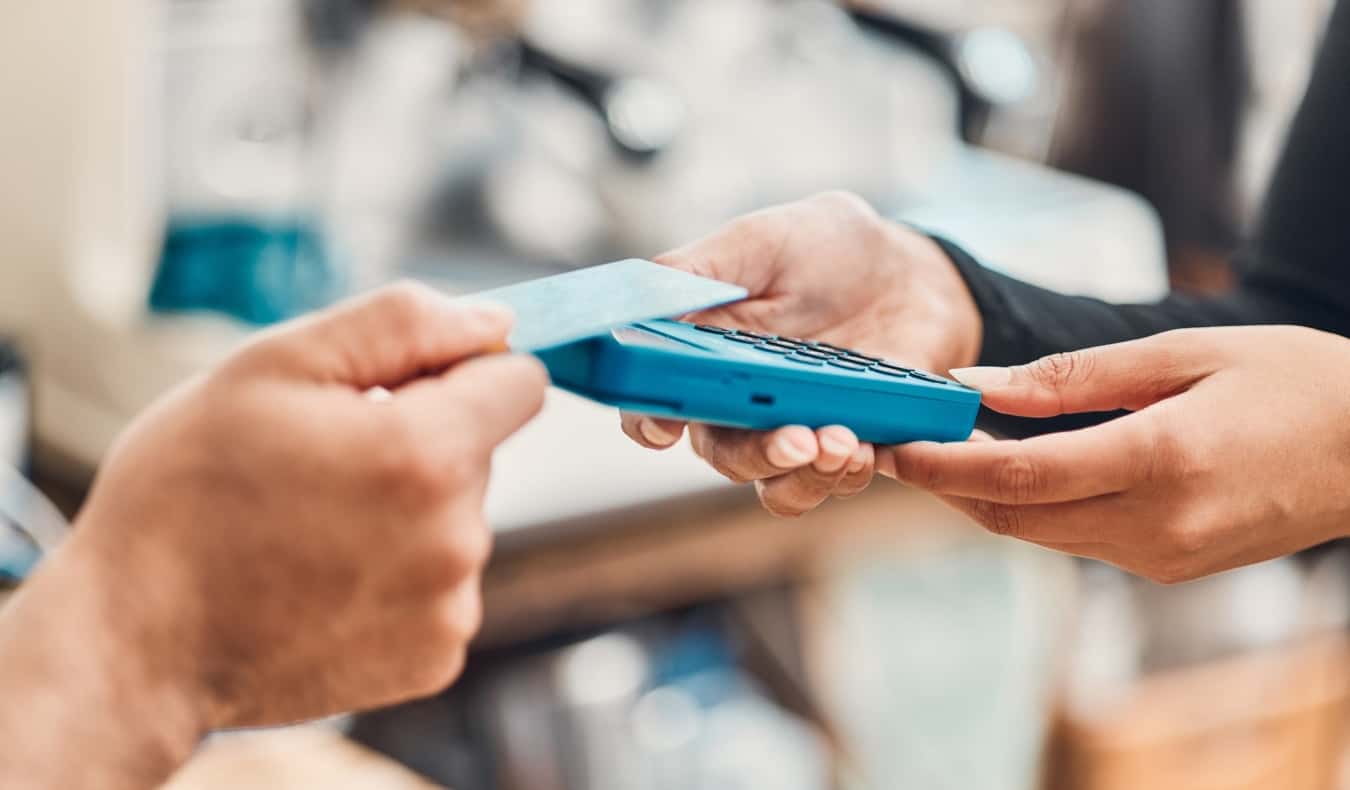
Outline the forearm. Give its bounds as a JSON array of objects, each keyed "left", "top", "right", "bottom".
[
  {"left": 937, "top": 238, "right": 1333, "bottom": 365},
  {"left": 0, "top": 534, "right": 203, "bottom": 789},
  {"left": 935, "top": 237, "right": 1350, "bottom": 437}
]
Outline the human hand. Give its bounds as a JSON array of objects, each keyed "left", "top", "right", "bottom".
[
  {"left": 885, "top": 326, "right": 1350, "bottom": 583},
  {"left": 0, "top": 283, "right": 547, "bottom": 786},
  {"left": 620, "top": 191, "right": 982, "bottom": 516}
]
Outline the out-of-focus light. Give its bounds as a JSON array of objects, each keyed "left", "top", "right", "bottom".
[
  {"left": 603, "top": 77, "right": 686, "bottom": 158},
  {"left": 956, "top": 27, "right": 1038, "bottom": 106},
  {"left": 557, "top": 633, "right": 648, "bottom": 706},
  {"left": 631, "top": 686, "right": 702, "bottom": 752}
]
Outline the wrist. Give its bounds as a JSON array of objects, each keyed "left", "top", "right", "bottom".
[
  {"left": 0, "top": 525, "right": 207, "bottom": 787},
  {"left": 886, "top": 222, "right": 984, "bottom": 371}
]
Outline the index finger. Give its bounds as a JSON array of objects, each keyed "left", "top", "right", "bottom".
[
  {"left": 246, "top": 282, "right": 514, "bottom": 389},
  {"left": 688, "top": 424, "right": 821, "bottom": 482},
  {"left": 620, "top": 412, "right": 688, "bottom": 449},
  {"left": 397, "top": 353, "right": 550, "bottom": 456},
  {"left": 885, "top": 411, "right": 1165, "bottom": 505},
  {"left": 654, "top": 209, "right": 787, "bottom": 298}
]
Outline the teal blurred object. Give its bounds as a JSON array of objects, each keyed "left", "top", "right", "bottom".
[
  {"left": 0, "top": 466, "right": 68, "bottom": 586},
  {"left": 0, "top": 522, "right": 39, "bottom": 584},
  {"left": 148, "top": 217, "right": 344, "bottom": 326}
]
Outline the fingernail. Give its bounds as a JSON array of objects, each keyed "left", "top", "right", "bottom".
[
  {"left": 949, "top": 366, "right": 1012, "bottom": 391},
  {"left": 819, "top": 431, "right": 853, "bottom": 458},
  {"left": 464, "top": 301, "right": 515, "bottom": 329},
  {"left": 769, "top": 431, "right": 816, "bottom": 468},
  {"left": 639, "top": 419, "right": 677, "bottom": 446},
  {"left": 846, "top": 448, "right": 868, "bottom": 474}
]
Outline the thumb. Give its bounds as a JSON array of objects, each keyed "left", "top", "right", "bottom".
[
  {"left": 246, "top": 282, "right": 514, "bottom": 389},
  {"left": 949, "top": 332, "right": 1217, "bottom": 418},
  {"left": 654, "top": 210, "right": 789, "bottom": 299}
]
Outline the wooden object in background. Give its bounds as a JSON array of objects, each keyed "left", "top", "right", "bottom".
[{"left": 1049, "top": 635, "right": 1350, "bottom": 790}]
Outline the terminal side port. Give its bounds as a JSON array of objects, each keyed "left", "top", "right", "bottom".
[{"left": 750, "top": 393, "right": 775, "bottom": 406}]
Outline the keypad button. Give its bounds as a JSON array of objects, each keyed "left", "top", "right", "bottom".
[
  {"left": 775, "top": 336, "right": 809, "bottom": 345},
  {"left": 910, "top": 371, "right": 951, "bottom": 385},
  {"left": 764, "top": 339, "right": 801, "bottom": 351},
  {"left": 695, "top": 324, "right": 732, "bottom": 334},
  {"left": 798, "top": 349, "right": 834, "bottom": 361},
  {"left": 738, "top": 330, "right": 772, "bottom": 340},
  {"left": 828, "top": 359, "right": 868, "bottom": 371},
  {"left": 873, "top": 366, "right": 910, "bottom": 378},
  {"left": 754, "top": 343, "right": 792, "bottom": 354},
  {"left": 839, "top": 355, "right": 877, "bottom": 368},
  {"left": 726, "top": 334, "right": 761, "bottom": 344},
  {"left": 785, "top": 354, "right": 825, "bottom": 366}
]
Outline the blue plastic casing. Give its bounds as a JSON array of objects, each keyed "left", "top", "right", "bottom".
[{"left": 537, "top": 320, "right": 981, "bottom": 445}]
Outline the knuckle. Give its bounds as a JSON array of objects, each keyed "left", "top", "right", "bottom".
[
  {"left": 1145, "top": 560, "right": 1201, "bottom": 586},
  {"left": 441, "top": 585, "right": 485, "bottom": 643},
  {"left": 709, "top": 437, "right": 756, "bottom": 483},
  {"left": 445, "top": 518, "right": 494, "bottom": 575},
  {"left": 756, "top": 482, "right": 807, "bottom": 518},
  {"left": 620, "top": 413, "right": 645, "bottom": 444},
  {"left": 1164, "top": 515, "right": 1209, "bottom": 557},
  {"left": 990, "top": 454, "right": 1042, "bottom": 503},
  {"left": 834, "top": 474, "right": 873, "bottom": 499},
  {"left": 378, "top": 280, "right": 439, "bottom": 315},
  {"left": 715, "top": 458, "right": 754, "bottom": 484},
  {"left": 810, "top": 190, "right": 873, "bottom": 219},
  {"left": 1141, "top": 515, "right": 1210, "bottom": 585},
  {"left": 969, "top": 500, "right": 1024, "bottom": 539},
  {"left": 764, "top": 501, "right": 807, "bottom": 519},
  {"left": 1030, "top": 349, "right": 1096, "bottom": 389},
  {"left": 375, "top": 281, "right": 443, "bottom": 357},
  {"left": 727, "top": 213, "right": 774, "bottom": 251},
  {"left": 897, "top": 452, "right": 941, "bottom": 491},
  {"left": 376, "top": 282, "right": 436, "bottom": 330}
]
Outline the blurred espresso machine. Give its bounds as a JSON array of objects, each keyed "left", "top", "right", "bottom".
[
  {"left": 0, "top": 1, "right": 172, "bottom": 476},
  {"left": 0, "top": 0, "right": 1166, "bottom": 482},
  {"left": 0, "top": 0, "right": 467, "bottom": 476}
]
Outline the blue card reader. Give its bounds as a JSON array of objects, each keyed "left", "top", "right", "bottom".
[{"left": 537, "top": 319, "right": 980, "bottom": 445}]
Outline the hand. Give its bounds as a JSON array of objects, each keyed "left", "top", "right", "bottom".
[
  {"left": 620, "top": 192, "right": 982, "bottom": 516},
  {"left": 885, "top": 326, "right": 1350, "bottom": 584},
  {"left": 0, "top": 284, "right": 547, "bottom": 787}
]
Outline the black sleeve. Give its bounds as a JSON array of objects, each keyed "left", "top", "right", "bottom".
[{"left": 943, "top": 0, "right": 1350, "bottom": 437}]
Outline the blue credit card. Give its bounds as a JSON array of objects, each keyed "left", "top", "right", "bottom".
[{"left": 458, "top": 259, "right": 748, "bottom": 352}]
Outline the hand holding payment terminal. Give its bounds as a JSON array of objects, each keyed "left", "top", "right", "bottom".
[{"left": 462, "top": 259, "right": 980, "bottom": 445}]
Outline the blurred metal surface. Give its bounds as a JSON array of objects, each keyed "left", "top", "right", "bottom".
[
  {"left": 0, "top": 342, "right": 26, "bottom": 472},
  {"left": 0, "top": 465, "right": 70, "bottom": 586}
]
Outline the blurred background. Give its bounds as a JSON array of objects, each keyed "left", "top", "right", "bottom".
[{"left": 1, "top": 0, "right": 1347, "bottom": 788}]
